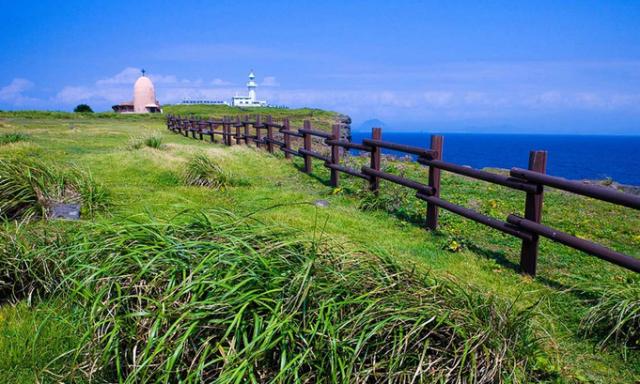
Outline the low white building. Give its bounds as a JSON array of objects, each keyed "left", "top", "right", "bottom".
[
  {"left": 232, "top": 71, "right": 267, "bottom": 107},
  {"left": 180, "top": 99, "right": 229, "bottom": 105}
]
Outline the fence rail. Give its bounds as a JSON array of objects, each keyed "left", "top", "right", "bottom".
[{"left": 166, "top": 114, "right": 640, "bottom": 277}]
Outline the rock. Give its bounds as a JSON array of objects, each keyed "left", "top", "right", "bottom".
[
  {"left": 314, "top": 199, "right": 330, "bottom": 208},
  {"left": 50, "top": 203, "right": 81, "bottom": 220},
  {"left": 335, "top": 114, "right": 352, "bottom": 141}
]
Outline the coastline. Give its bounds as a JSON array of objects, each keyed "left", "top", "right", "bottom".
[{"left": 350, "top": 151, "right": 640, "bottom": 193}]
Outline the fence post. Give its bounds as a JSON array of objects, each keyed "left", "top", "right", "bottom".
[
  {"left": 302, "top": 120, "right": 313, "bottom": 173},
  {"left": 329, "top": 124, "right": 341, "bottom": 187},
  {"left": 224, "top": 117, "right": 232, "bottom": 146},
  {"left": 215, "top": 121, "right": 221, "bottom": 143},
  {"left": 198, "top": 119, "right": 204, "bottom": 140},
  {"left": 426, "top": 135, "right": 444, "bottom": 230},
  {"left": 255, "top": 115, "right": 262, "bottom": 149},
  {"left": 235, "top": 116, "right": 242, "bottom": 145},
  {"left": 266, "top": 115, "right": 274, "bottom": 153},
  {"left": 192, "top": 118, "right": 198, "bottom": 139},
  {"left": 282, "top": 118, "right": 292, "bottom": 159},
  {"left": 208, "top": 120, "right": 214, "bottom": 143},
  {"left": 369, "top": 127, "right": 382, "bottom": 192},
  {"left": 221, "top": 117, "right": 226, "bottom": 145},
  {"left": 243, "top": 115, "right": 250, "bottom": 146},
  {"left": 519, "top": 150, "right": 547, "bottom": 276}
]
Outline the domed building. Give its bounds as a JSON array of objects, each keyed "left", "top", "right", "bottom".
[{"left": 112, "top": 70, "right": 162, "bottom": 113}]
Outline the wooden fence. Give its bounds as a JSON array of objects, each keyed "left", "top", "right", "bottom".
[{"left": 166, "top": 114, "right": 640, "bottom": 277}]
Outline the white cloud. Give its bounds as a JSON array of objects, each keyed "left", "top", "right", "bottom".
[
  {"left": 55, "top": 85, "right": 129, "bottom": 104},
  {"left": 261, "top": 76, "right": 279, "bottom": 87},
  {"left": 211, "top": 78, "right": 232, "bottom": 86},
  {"left": 0, "top": 78, "right": 39, "bottom": 105},
  {"left": 55, "top": 68, "right": 214, "bottom": 105},
  {"left": 50, "top": 61, "right": 640, "bottom": 119},
  {"left": 250, "top": 86, "right": 640, "bottom": 121},
  {"left": 95, "top": 67, "right": 200, "bottom": 86},
  {"left": 95, "top": 67, "right": 141, "bottom": 86}
]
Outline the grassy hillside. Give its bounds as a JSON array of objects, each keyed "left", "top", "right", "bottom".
[
  {"left": 163, "top": 105, "right": 345, "bottom": 132},
  {"left": 0, "top": 105, "right": 345, "bottom": 131},
  {"left": 0, "top": 112, "right": 638, "bottom": 383}
]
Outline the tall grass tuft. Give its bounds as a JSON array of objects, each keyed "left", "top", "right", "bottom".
[
  {"left": 144, "top": 134, "right": 163, "bottom": 149},
  {"left": 126, "top": 134, "right": 164, "bottom": 150},
  {"left": 0, "top": 222, "right": 69, "bottom": 302},
  {"left": 581, "top": 281, "right": 640, "bottom": 351},
  {"left": 182, "top": 154, "right": 230, "bottom": 189},
  {"left": 58, "top": 210, "right": 547, "bottom": 383},
  {"left": 68, "top": 165, "right": 110, "bottom": 217},
  {"left": 0, "top": 132, "right": 29, "bottom": 145},
  {"left": 126, "top": 136, "right": 145, "bottom": 150},
  {"left": 0, "top": 158, "right": 109, "bottom": 220}
]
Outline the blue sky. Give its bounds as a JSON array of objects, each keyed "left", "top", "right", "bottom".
[{"left": 1, "top": 0, "right": 640, "bottom": 133}]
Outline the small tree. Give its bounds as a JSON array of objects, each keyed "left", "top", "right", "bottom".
[{"left": 74, "top": 104, "right": 93, "bottom": 113}]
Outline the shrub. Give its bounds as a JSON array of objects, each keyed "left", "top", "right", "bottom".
[
  {"left": 59, "top": 210, "right": 547, "bottom": 383},
  {"left": 0, "top": 132, "right": 29, "bottom": 145},
  {"left": 144, "top": 135, "right": 163, "bottom": 149},
  {"left": 182, "top": 154, "right": 230, "bottom": 189},
  {"left": 73, "top": 104, "right": 93, "bottom": 113},
  {"left": 581, "top": 281, "right": 640, "bottom": 351},
  {"left": 0, "top": 158, "right": 108, "bottom": 220}
]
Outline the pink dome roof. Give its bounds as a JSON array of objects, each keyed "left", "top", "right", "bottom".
[{"left": 133, "top": 76, "right": 157, "bottom": 113}]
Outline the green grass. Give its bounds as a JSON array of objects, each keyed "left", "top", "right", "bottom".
[
  {"left": 37, "top": 210, "right": 543, "bottom": 382},
  {"left": 143, "top": 134, "right": 163, "bottom": 149},
  {"left": 163, "top": 104, "right": 344, "bottom": 131},
  {"left": 0, "top": 113, "right": 638, "bottom": 382},
  {"left": 182, "top": 153, "right": 231, "bottom": 189},
  {"left": 0, "top": 157, "right": 108, "bottom": 220},
  {"left": 581, "top": 281, "right": 640, "bottom": 353},
  {"left": 0, "top": 301, "right": 83, "bottom": 383},
  {"left": 0, "top": 132, "right": 29, "bottom": 145},
  {"left": 0, "top": 105, "right": 343, "bottom": 132}
]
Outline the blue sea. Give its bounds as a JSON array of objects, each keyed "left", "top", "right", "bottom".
[{"left": 349, "top": 132, "right": 640, "bottom": 186}]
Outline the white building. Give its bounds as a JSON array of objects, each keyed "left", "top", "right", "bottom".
[
  {"left": 180, "top": 99, "right": 229, "bottom": 106},
  {"left": 232, "top": 71, "right": 267, "bottom": 107}
]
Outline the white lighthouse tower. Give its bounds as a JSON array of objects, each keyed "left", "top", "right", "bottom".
[
  {"left": 232, "top": 70, "right": 267, "bottom": 107},
  {"left": 247, "top": 70, "right": 257, "bottom": 102}
]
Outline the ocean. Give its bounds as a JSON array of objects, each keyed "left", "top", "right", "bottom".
[{"left": 349, "top": 132, "right": 640, "bottom": 186}]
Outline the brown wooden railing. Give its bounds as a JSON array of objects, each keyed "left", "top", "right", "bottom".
[{"left": 166, "top": 114, "right": 640, "bottom": 277}]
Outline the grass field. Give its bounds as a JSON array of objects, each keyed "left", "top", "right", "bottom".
[{"left": 0, "top": 109, "right": 639, "bottom": 383}]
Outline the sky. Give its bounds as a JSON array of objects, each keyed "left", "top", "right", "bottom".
[{"left": 1, "top": 0, "right": 640, "bottom": 133}]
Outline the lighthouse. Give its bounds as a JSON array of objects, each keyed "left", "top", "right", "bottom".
[
  {"left": 247, "top": 70, "right": 257, "bottom": 102},
  {"left": 232, "top": 70, "right": 267, "bottom": 107}
]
